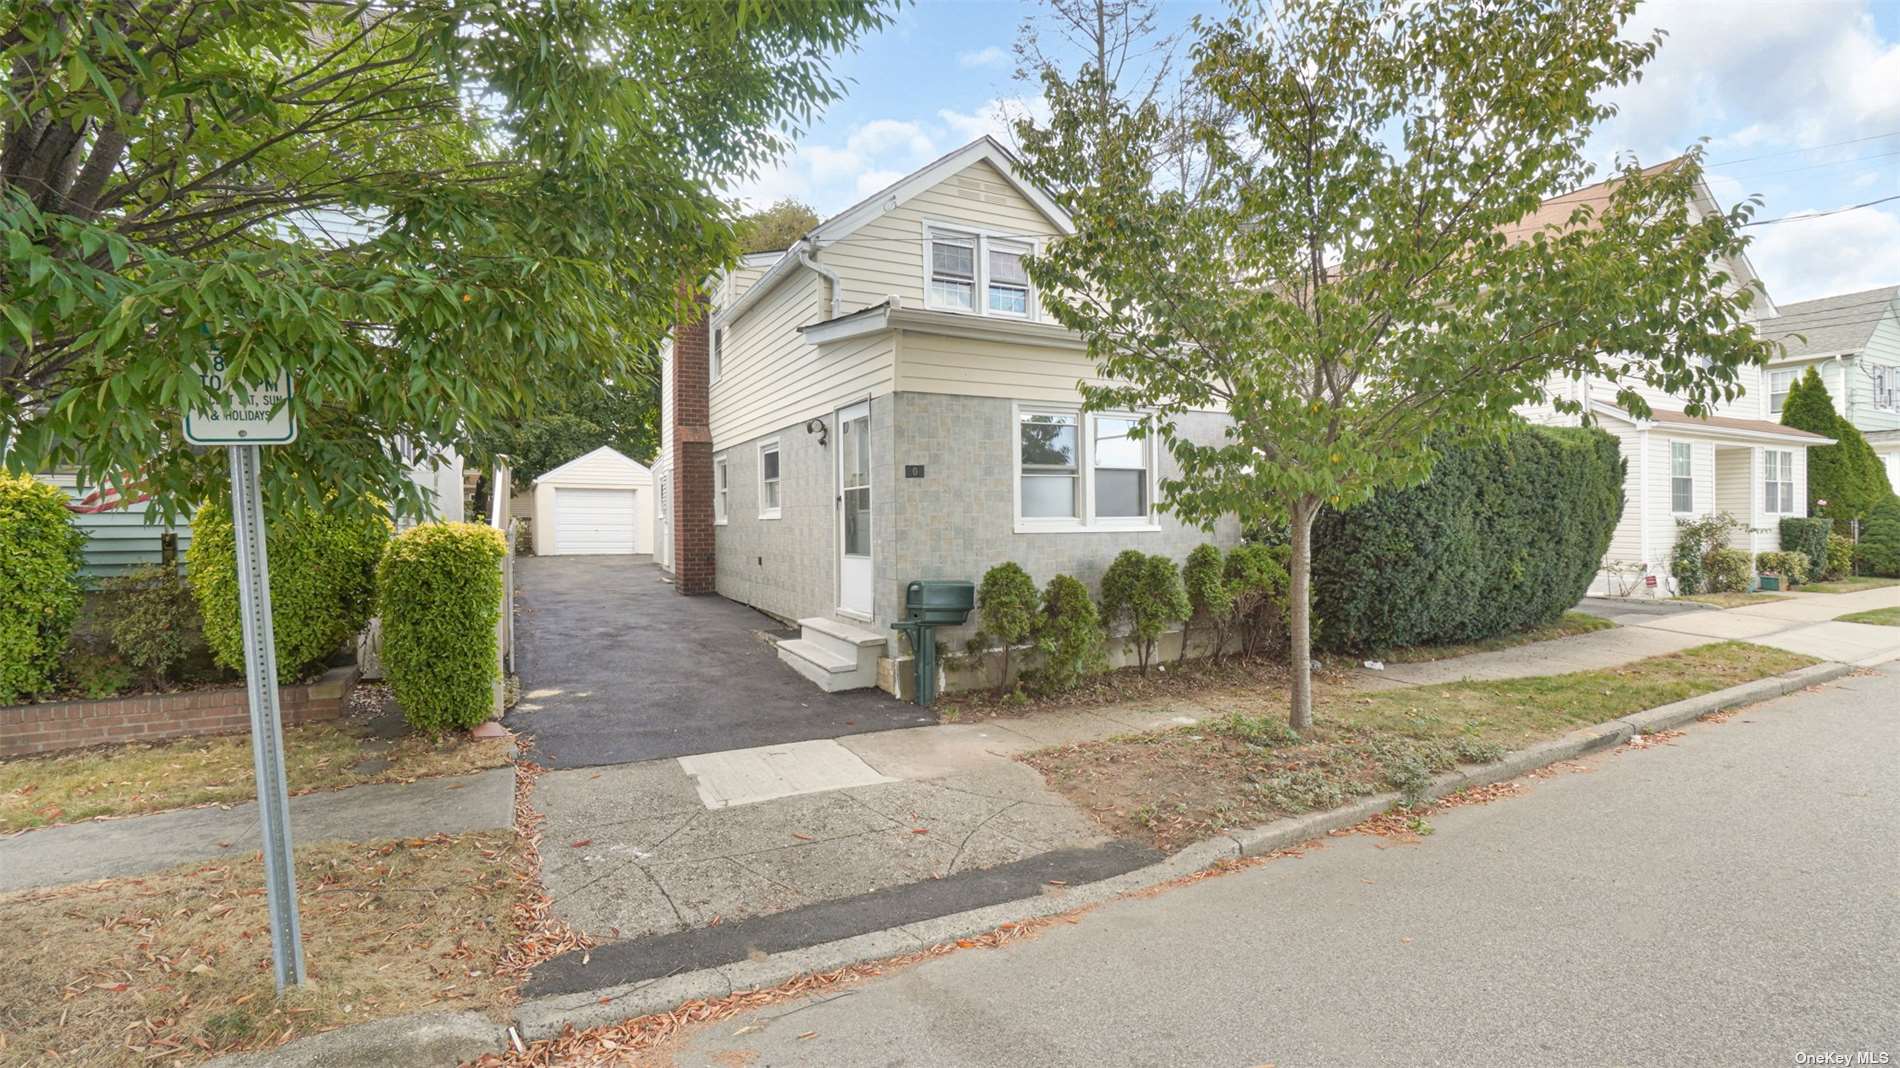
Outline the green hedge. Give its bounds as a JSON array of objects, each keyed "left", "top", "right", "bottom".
[
  {"left": 1859, "top": 495, "right": 1900, "bottom": 577},
  {"left": 1778, "top": 517, "right": 1831, "bottom": 579},
  {"left": 1782, "top": 368, "right": 1891, "bottom": 521},
  {"left": 378, "top": 522, "right": 506, "bottom": 733},
  {"left": 1311, "top": 425, "right": 1625, "bottom": 651},
  {"left": 0, "top": 471, "right": 86, "bottom": 702},
  {"left": 188, "top": 499, "right": 389, "bottom": 685}
]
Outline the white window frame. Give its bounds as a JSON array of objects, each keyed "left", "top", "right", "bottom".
[
  {"left": 923, "top": 221, "right": 1039, "bottom": 321},
  {"left": 1768, "top": 368, "right": 1796, "bottom": 415},
  {"left": 657, "top": 472, "right": 669, "bottom": 521},
  {"left": 710, "top": 327, "right": 724, "bottom": 385},
  {"left": 713, "top": 456, "right": 729, "bottom": 525},
  {"left": 758, "top": 439, "right": 782, "bottom": 520},
  {"left": 1763, "top": 449, "right": 1795, "bottom": 515},
  {"left": 1011, "top": 401, "right": 1159, "bottom": 533},
  {"left": 1670, "top": 441, "right": 1695, "bottom": 515},
  {"left": 1872, "top": 365, "right": 1896, "bottom": 411}
]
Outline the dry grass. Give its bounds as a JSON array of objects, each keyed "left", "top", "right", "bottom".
[
  {"left": 1671, "top": 591, "right": 1790, "bottom": 609},
  {"left": 1027, "top": 642, "right": 1816, "bottom": 851},
  {"left": 0, "top": 831, "right": 524, "bottom": 1066},
  {"left": 1838, "top": 606, "right": 1900, "bottom": 627},
  {"left": 1801, "top": 577, "right": 1900, "bottom": 594},
  {"left": 936, "top": 654, "right": 1339, "bottom": 723},
  {"left": 1373, "top": 612, "right": 1615, "bottom": 663},
  {"left": 0, "top": 722, "right": 511, "bottom": 834}
]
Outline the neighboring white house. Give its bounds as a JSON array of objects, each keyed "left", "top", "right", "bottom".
[
  {"left": 1516, "top": 164, "right": 1833, "bottom": 597},
  {"left": 530, "top": 446, "right": 652, "bottom": 556},
  {"left": 1756, "top": 285, "right": 1900, "bottom": 493}
]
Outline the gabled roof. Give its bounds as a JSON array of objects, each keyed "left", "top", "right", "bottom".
[
  {"left": 533, "top": 445, "right": 650, "bottom": 486},
  {"left": 1592, "top": 401, "right": 1834, "bottom": 445},
  {"left": 1757, "top": 285, "right": 1900, "bottom": 361}
]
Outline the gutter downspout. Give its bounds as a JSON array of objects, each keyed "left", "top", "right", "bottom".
[{"left": 798, "top": 242, "right": 845, "bottom": 320}]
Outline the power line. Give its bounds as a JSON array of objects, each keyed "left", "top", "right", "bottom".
[
  {"left": 1742, "top": 194, "right": 1900, "bottom": 227},
  {"left": 1728, "top": 147, "right": 1900, "bottom": 182},
  {"left": 1706, "top": 129, "right": 1900, "bottom": 169}
]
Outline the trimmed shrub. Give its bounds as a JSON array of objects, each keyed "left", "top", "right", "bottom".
[
  {"left": 378, "top": 522, "right": 507, "bottom": 734},
  {"left": 1858, "top": 495, "right": 1900, "bottom": 577},
  {"left": 0, "top": 471, "right": 86, "bottom": 702},
  {"left": 1025, "top": 574, "right": 1105, "bottom": 696},
  {"left": 187, "top": 499, "right": 389, "bottom": 685},
  {"left": 1310, "top": 425, "right": 1624, "bottom": 652},
  {"left": 1669, "top": 536, "right": 1705, "bottom": 596},
  {"left": 1782, "top": 368, "right": 1890, "bottom": 522},
  {"left": 1672, "top": 512, "right": 1749, "bottom": 595},
  {"left": 1100, "top": 550, "right": 1190, "bottom": 676},
  {"left": 1756, "top": 551, "right": 1810, "bottom": 584},
  {"left": 976, "top": 561, "right": 1039, "bottom": 691},
  {"left": 1706, "top": 548, "right": 1753, "bottom": 594},
  {"left": 1225, "top": 542, "right": 1290, "bottom": 658},
  {"left": 1826, "top": 532, "right": 1856, "bottom": 580},
  {"left": 1181, "top": 543, "right": 1231, "bottom": 662},
  {"left": 1778, "top": 517, "right": 1831, "bottom": 580},
  {"left": 99, "top": 564, "right": 204, "bottom": 686}
]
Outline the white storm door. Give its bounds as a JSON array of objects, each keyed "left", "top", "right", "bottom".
[{"left": 837, "top": 403, "right": 873, "bottom": 618}]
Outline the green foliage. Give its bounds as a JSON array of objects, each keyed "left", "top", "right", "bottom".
[
  {"left": 1755, "top": 551, "right": 1810, "bottom": 584},
  {"left": 1014, "top": 0, "right": 1769, "bottom": 728},
  {"left": 98, "top": 564, "right": 203, "bottom": 686},
  {"left": 0, "top": 471, "right": 86, "bottom": 702},
  {"left": 1827, "top": 532, "right": 1857, "bottom": 580},
  {"left": 736, "top": 199, "right": 822, "bottom": 254},
  {"left": 1025, "top": 574, "right": 1107, "bottom": 696},
  {"left": 63, "top": 650, "right": 133, "bottom": 700},
  {"left": 1311, "top": 426, "right": 1625, "bottom": 652},
  {"left": 1778, "top": 517, "right": 1832, "bottom": 578},
  {"left": 1780, "top": 368, "right": 1890, "bottom": 521},
  {"left": 1705, "top": 548, "right": 1753, "bottom": 594},
  {"left": 1224, "top": 542, "right": 1291, "bottom": 658},
  {"left": 467, "top": 377, "right": 660, "bottom": 496},
  {"left": 187, "top": 500, "right": 389, "bottom": 685},
  {"left": 0, "top": 2, "right": 891, "bottom": 521},
  {"left": 1671, "top": 512, "right": 1749, "bottom": 595},
  {"left": 1858, "top": 496, "right": 1900, "bottom": 578},
  {"left": 1181, "top": 543, "right": 1231, "bottom": 661},
  {"left": 378, "top": 523, "right": 507, "bottom": 734},
  {"left": 1099, "top": 550, "right": 1191, "bottom": 675},
  {"left": 977, "top": 561, "right": 1040, "bottom": 691}
]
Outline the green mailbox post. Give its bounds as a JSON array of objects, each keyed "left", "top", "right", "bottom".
[{"left": 891, "top": 579, "right": 975, "bottom": 707}]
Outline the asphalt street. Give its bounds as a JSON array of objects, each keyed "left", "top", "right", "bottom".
[{"left": 666, "top": 661, "right": 1900, "bottom": 1067}]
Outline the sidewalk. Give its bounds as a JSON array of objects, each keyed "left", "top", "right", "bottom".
[{"left": 0, "top": 766, "right": 515, "bottom": 891}]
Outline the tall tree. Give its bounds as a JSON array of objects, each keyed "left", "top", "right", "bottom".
[
  {"left": 736, "top": 199, "right": 821, "bottom": 254},
  {"left": 0, "top": 1, "right": 888, "bottom": 518},
  {"left": 1017, "top": 0, "right": 1775, "bottom": 730},
  {"left": 1779, "top": 367, "right": 1890, "bottom": 522}
]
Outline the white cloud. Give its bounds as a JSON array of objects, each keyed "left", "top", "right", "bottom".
[
  {"left": 958, "top": 46, "right": 1009, "bottom": 69},
  {"left": 1748, "top": 205, "right": 1900, "bottom": 304},
  {"left": 938, "top": 95, "right": 1049, "bottom": 148}
]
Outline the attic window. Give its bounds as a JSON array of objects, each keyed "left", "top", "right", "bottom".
[
  {"left": 926, "top": 225, "right": 1036, "bottom": 319},
  {"left": 988, "top": 243, "right": 1029, "bottom": 315},
  {"left": 929, "top": 232, "right": 976, "bottom": 309}
]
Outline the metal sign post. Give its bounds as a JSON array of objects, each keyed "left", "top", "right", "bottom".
[{"left": 185, "top": 365, "right": 304, "bottom": 989}]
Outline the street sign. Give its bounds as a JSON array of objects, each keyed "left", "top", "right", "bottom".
[{"left": 183, "top": 359, "right": 298, "bottom": 445}]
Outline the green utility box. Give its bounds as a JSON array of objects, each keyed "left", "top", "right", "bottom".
[{"left": 893, "top": 579, "right": 975, "bottom": 707}]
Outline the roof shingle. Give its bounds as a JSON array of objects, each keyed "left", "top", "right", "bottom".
[{"left": 1757, "top": 286, "right": 1900, "bottom": 360}]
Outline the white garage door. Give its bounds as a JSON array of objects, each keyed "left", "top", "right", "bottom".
[{"left": 554, "top": 488, "right": 638, "bottom": 554}]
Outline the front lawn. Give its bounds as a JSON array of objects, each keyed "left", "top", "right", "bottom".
[
  {"left": 1025, "top": 642, "right": 1816, "bottom": 852},
  {"left": 0, "top": 718, "right": 511, "bottom": 833},
  {"left": 0, "top": 831, "right": 522, "bottom": 1066},
  {"left": 1803, "top": 577, "right": 1900, "bottom": 594},
  {"left": 1838, "top": 607, "right": 1900, "bottom": 627},
  {"left": 1375, "top": 611, "right": 1615, "bottom": 664},
  {"left": 1672, "top": 592, "right": 1790, "bottom": 608}
]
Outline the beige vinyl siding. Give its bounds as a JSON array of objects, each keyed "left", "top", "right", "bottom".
[
  {"left": 894, "top": 330, "right": 1103, "bottom": 403},
  {"left": 1715, "top": 444, "right": 1752, "bottom": 548},
  {"left": 1598, "top": 420, "right": 1645, "bottom": 567},
  {"left": 822, "top": 160, "right": 1063, "bottom": 316},
  {"left": 709, "top": 270, "right": 894, "bottom": 446},
  {"left": 725, "top": 262, "right": 774, "bottom": 307}
]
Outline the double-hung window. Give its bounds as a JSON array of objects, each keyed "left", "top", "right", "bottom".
[
  {"left": 1015, "top": 404, "right": 1155, "bottom": 530},
  {"left": 710, "top": 327, "right": 724, "bottom": 384},
  {"left": 1873, "top": 366, "right": 1896, "bottom": 411},
  {"left": 758, "top": 440, "right": 781, "bottom": 519},
  {"left": 1763, "top": 450, "right": 1794, "bottom": 514},
  {"left": 1670, "top": 441, "right": 1695, "bottom": 514},
  {"left": 926, "top": 226, "right": 1036, "bottom": 319},
  {"left": 1768, "top": 369, "right": 1796, "bottom": 414},
  {"left": 713, "top": 457, "right": 729, "bottom": 524}
]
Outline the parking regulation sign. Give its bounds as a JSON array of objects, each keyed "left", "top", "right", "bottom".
[{"left": 183, "top": 360, "right": 297, "bottom": 445}]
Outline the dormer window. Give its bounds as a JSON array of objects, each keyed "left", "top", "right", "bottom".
[{"left": 926, "top": 225, "right": 1036, "bottom": 319}]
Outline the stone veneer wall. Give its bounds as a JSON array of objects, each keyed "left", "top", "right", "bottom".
[{"left": 711, "top": 407, "right": 852, "bottom": 625}]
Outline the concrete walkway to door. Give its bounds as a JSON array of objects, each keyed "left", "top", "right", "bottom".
[{"left": 507, "top": 555, "right": 933, "bottom": 770}]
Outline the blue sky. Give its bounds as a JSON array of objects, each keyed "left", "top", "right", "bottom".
[{"left": 732, "top": 0, "right": 1900, "bottom": 306}]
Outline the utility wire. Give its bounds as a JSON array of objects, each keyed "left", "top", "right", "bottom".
[
  {"left": 1706, "top": 129, "right": 1900, "bottom": 169},
  {"left": 1743, "top": 194, "right": 1900, "bottom": 226}
]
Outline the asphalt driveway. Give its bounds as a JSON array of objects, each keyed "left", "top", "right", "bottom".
[{"left": 507, "top": 555, "right": 932, "bottom": 769}]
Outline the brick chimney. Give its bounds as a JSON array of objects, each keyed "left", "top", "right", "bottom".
[{"left": 670, "top": 286, "right": 716, "bottom": 595}]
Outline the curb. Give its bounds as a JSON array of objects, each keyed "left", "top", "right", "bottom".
[{"left": 506, "top": 659, "right": 1857, "bottom": 1043}]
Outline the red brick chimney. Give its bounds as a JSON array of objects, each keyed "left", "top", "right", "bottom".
[{"left": 670, "top": 286, "right": 716, "bottom": 595}]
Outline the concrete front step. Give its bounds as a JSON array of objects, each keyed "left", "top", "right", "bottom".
[
  {"left": 796, "top": 616, "right": 888, "bottom": 664},
  {"left": 777, "top": 637, "right": 879, "bottom": 692}
]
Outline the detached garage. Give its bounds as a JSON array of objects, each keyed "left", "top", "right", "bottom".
[{"left": 532, "top": 446, "right": 653, "bottom": 555}]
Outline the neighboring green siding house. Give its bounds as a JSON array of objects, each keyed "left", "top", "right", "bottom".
[
  {"left": 1758, "top": 286, "right": 1900, "bottom": 491},
  {"left": 41, "top": 472, "right": 193, "bottom": 581}
]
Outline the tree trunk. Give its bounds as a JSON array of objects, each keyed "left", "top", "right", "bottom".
[{"left": 1287, "top": 495, "right": 1318, "bottom": 732}]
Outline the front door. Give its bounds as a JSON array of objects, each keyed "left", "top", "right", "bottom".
[{"left": 837, "top": 402, "right": 873, "bottom": 618}]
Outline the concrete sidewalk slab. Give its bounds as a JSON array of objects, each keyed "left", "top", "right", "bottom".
[
  {"left": 677, "top": 738, "right": 897, "bottom": 809},
  {"left": 1749, "top": 620, "right": 1900, "bottom": 664},
  {"left": 0, "top": 767, "right": 515, "bottom": 892},
  {"left": 1357, "top": 625, "right": 1708, "bottom": 687},
  {"left": 1626, "top": 610, "right": 1795, "bottom": 639}
]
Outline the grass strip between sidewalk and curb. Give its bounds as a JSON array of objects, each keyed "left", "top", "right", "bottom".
[
  {"left": 1670, "top": 592, "right": 1791, "bottom": 609},
  {"left": 1837, "top": 607, "right": 1900, "bottom": 626},
  {"left": 0, "top": 723, "right": 513, "bottom": 834},
  {"left": 1800, "top": 577, "right": 1900, "bottom": 594}
]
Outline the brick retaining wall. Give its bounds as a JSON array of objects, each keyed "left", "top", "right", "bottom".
[{"left": 0, "top": 664, "right": 358, "bottom": 758}]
